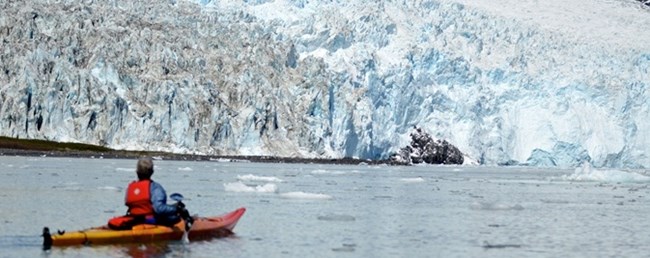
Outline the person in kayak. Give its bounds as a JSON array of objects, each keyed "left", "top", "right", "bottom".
[
  {"left": 109, "top": 157, "right": 184, "bottom": 229},
  {"left": 125, "top": 157, "right": 181, "bottom": 225}
]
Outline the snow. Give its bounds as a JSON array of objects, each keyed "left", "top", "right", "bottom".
[{"left": 1, "top": 0, "right": 649, "bottom": 168}]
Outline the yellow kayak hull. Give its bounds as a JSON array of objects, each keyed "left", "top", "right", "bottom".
[{"left": 44, "top": 207, "right": 245, "bottom": 247}]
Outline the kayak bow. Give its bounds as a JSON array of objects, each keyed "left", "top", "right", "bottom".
[{"left": 43, "top": 207, "right": 245, "bottom": 248}]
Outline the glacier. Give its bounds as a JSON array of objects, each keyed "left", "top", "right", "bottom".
[{"left": 0, "top": 0, "right": 649, "bottom": 168}]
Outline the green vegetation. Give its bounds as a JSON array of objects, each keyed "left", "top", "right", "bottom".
[
  {"left": 0, "top": 136, "right": 181, "bottom": 160},
  {"left": 0, "top": 136, "right": 113, "bottom": 152}
]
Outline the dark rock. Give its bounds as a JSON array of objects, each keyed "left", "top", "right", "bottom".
[{"left": 391, "top": 127, "right": 464, "bottom": 165}]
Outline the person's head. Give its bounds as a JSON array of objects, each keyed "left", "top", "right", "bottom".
[{"left": 136, "top": 157, "right": 154, "bottom": 180}]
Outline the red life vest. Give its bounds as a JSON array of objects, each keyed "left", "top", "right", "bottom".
[{"left": 125, "top": 180, "right": 154, "bottom": 216}]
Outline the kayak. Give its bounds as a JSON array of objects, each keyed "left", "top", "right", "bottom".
[{"left": 42, "top": 207, "right": 245, "bottom": 248}]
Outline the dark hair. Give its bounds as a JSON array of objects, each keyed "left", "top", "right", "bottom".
[{"left": 136, "top": 158, "right": 154, "bottom": 180}]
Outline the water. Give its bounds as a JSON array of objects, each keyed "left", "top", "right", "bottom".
[{"left": 1, "top": 156, "right": 650, "bottom": 257}]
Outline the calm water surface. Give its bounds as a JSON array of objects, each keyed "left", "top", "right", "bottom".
[{"left": 1, "top": 155, "right": 649, "bottom": 257}]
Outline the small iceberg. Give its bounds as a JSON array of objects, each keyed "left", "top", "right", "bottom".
[
  {"left": 561, "top": 161, "right": 650, "bottom": 183},
  {"left": 237, "top": 174, "right": 283, "bottom": 182},
  {"left": 470, "top": 201, "right": 524, "bottom": 211},
  {"left": 400, "top": 177, "right": 425, "bottom": 183},
  {"left": 279, "top": 192, "right": 333, "bottom": 200},
  {"left": 311, "top": 169, "right": 347, "bottom": 175},
  {"left": 223, "top": 181, "right": 279, "bottom": 193},
  {"left": 97, "top": 186, "right": 122, "bottom": 192}
]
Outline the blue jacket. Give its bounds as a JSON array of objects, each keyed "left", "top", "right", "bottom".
[{"left": 150, "top": 181, "right": 179, "bottom": 224}]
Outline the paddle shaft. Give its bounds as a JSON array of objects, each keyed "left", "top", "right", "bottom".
[{"left": 177, "top": 201, "right": 194, "bottom": 243}]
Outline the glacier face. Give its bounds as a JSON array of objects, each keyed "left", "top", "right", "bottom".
[{"left": 0, "top": 0, "right": 649, "bottom": 168}]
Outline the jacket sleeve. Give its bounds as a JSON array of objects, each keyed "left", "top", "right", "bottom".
[{"left": 150, "top": 182, "right": 178, "bottom": 215}]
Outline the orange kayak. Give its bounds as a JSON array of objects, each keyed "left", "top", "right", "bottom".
[{"left": 43, "top": 207, "right": 245, "bottom": 247}]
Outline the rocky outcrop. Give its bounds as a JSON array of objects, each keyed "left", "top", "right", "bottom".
[
  {"left": 391, "top": 127, "right": 464, "bottom": 165},
  {"left": 636, "top": 0, "right": 650, "bottom": 7}
]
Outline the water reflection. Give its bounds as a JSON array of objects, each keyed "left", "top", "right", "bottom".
[
  {"left": 120, "top": 242, "right": 175, "bottom": 258},
  {"left": 38, "top": 242, "right": 188, "bottom": 258}
]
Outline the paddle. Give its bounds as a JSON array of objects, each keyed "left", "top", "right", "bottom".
[
  {"left": 42, "top": 227, "right": 52, "bottom": 250},
  {"left": 170, "top": 193, "right": 194, "bottom": 244}
]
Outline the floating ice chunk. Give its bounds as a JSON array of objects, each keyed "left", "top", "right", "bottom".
[
  {"left": 311, "top": 169, "right": 354, "bottom": 175},
  {"left": 279, "top": 192, "right": 333, "bottom": 200},
  {"left": 223, "top": 181, "right": 278, "bottom": 193},
  {"left": 562, "top": 162, "right": 650, "bottom": 183},
  {"left": 310, "top": 170, "right": 330, "bottom": 174},
  {"left": 237, "top": 174, "right": 283, "bottom": 182},
  {"left": 210, "top": 158, "right": 250, "bottom": 163},
  {"left": 400, "top": 177, "right": 425, "bottom": 183},
  {"left": 471, "top": 202, "right": 524, "bottom": 211},
  {"left": 98, "top": 186, "right": 122, "bottom": 191},
  {"left": 53, "top": 182, "right": 83, "bottom": 191}
]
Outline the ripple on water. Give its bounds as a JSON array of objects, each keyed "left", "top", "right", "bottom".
[
  {"left": 317, "top": 214, "right": 356, "bottom": 222},
  {"left": 470, "top": 202, "right": 524, "bottom": 211},
  {"left": 332, "top": 243, "right": 356, "bottom": 252}
]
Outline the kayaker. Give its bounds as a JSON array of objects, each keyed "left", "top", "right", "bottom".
[
  {"left": 109, "top": 157, "right": 184, "bottom": 229},
  {"left": 125, "top": 157, "right": 182, "bottom": 226}
]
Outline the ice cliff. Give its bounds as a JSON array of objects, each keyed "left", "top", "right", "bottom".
[{"left": 1, "top": 0, "right": 649, "bottom": 168}]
